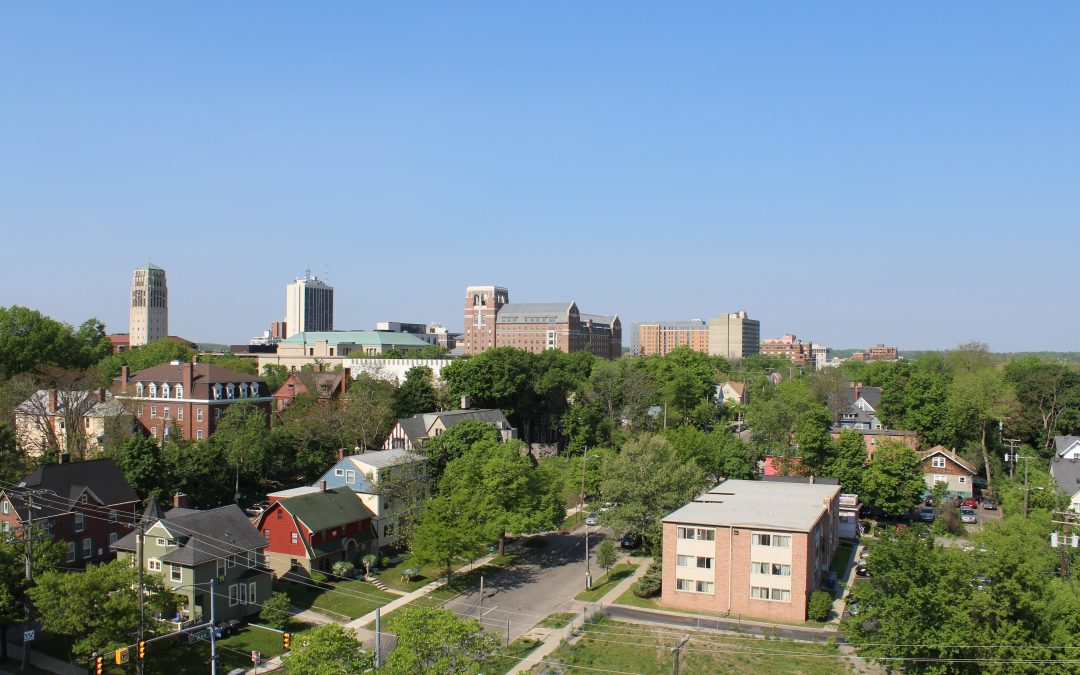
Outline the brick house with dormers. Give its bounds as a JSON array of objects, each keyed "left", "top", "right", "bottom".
[
  {"left": 0, "top": 458, "right": 139, "bottom": 569},
  {"left": 919, "top": 446, "right": 976, "bottom": 498},
  {"left": 112, "top": 360, "right": 272, "bottom": 442}
]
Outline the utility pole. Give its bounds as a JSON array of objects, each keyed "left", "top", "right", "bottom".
[
  {"left": 1051, "top": 511, "right": 1080, "bottom": 580},
  {"left": 579, "top": 448, "right": 592, "bottom": 590},
  {"left": 209, "top": 577, "right": 218, "bottom": 675},
  {"left": 478, "top": 575, "right": 484, "bottom": 617},
  {"left": 136, "top": 507, "right": 145, "bottom": 675},
  {"left": 374, "top": 607, "right": 381, "bottom": 668},
  {"left": 1009, "top": 453, "right": 1037, "bottom": 517},
  {"left": 1003, "top": 438, "right": 1021, "bottom": 479},
  {"left": 671, "top": 635, "right": 690, "bottom": 675},
  {"left": 21, "top": 488, "right": 55, "bottom": 672}
]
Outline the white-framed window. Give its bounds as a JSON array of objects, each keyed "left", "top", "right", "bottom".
[
  {"left": 162, "top": 384, "right": 170, "bottom": 398},
  {"left": 74, "top": 513, "right": 85, "bottom": 532},
  {"left": 2, "top": 500, "right": 9, "bottom": 514},
  {"left": 958, "top": 476, "right": 967, "bottom": 484},
  {"left": 934, "top": 475, "right": 947, "bottom": 485},
  {"left": 250, "top": 383, "right": 259, "bottom": 397},
  {"left": 67, "top": 542, "right": 76, "bottom": 562},
  {"left": 932, "top": 456, "right": 946, "bottom": 468},
  {"left": 177, "top": 407, "right": 183, "bottom": 421},
  {"left": 696, "top": 556, "right": 713, "bottom": 569},
  {"left": 345, "top": 470, "right": 355, "bottom": 484},
  {"left": 217, "top": 558, "right": 226, "bottom": 577},
  {"left": 751, "top": 586, "right": 791, "bottom": 601},
  {"left": 156, "top": 537, "right": 167, "bottom": 546},
  {"left": 81, "top": 494, "right": 89, "bottom": 505},
  {"left": 136, "top": 383, "right": 144, "bottom": 397},
  {"left": 248, "top": 582, "right": 257, "bottom": 604},
  {"left": 151, "top": 406, "right": 157, "bottom": 419},
  {"left": 290, "top": 532, "right": 298, "bottom": 544},
  {"left": 675, "top": 578, "right": 715, "bottom": 594},
  {"left": 148, "top": 383, "right": 157, "bottom": 398},
  {"left": 148, "top": 558, "right": 162, "bottom": 572},
  {"left": 334, "top": 468, "right": 344, "bottom": 476},
  {"left": 197, "top": 408, "right": 204, "bottom": 422},
  {"left": 151, "top": 426, "right": 158, "bottom": 437},
  {"left": 229, "top": 584, "right": 238, "bottom": 607},
  {"left": 175, "top": 384, "right": 183, "bottom": 399},
  {"left": 228, "top": 555, "right": 236, "bottom": 568},
  {"left": 170, "top": 564, "right": 182, "bottom": 582},
  {"left": 215, "top": 409, "right": 222, "bottom": 421},
  {"left": 226, "top": 384, "right": 235, "bottom": 399},
  {"left": 248, "top": 551, "right": 256, "bottom": 567},
  {"left": 263, "top": 529, "right": 270, "bottom": 542},
  {"left": 676, "top": 555, "right": 693, "bottom": 567},
  {"left": 751, "top": 562, "right": 792, "bottom": 576},
  {"left": 676, "top": 526, "right": 715, "bottom": 541},
  {"left": 240, "top": 383, "right": 249, "bottom": 398},
  {"left": 213, "top": 385, "right": 222, "bottom": 400},
  {"left": 196, "top": 429, "right": 203, "bottom": 440},
  {"left": 163, "top": 406, "right": 170, "bottom": 419},
  {"left": 751, "top": 532, "right": 791, "bottom": 548}
]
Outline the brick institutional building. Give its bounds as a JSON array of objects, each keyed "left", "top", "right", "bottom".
[
  {"left": 112, "top": 360, "right": 272, "bottom": 441},
  {"left": 462, "top": 285, "right": 621, "bottom": 358},
  {"left": 760, "top": 334, "right": 813, "bottom": 366}
]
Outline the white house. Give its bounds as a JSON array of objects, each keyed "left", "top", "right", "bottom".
[{"left": 1055, "top": 436, "right": 1080, "bottom": 460}]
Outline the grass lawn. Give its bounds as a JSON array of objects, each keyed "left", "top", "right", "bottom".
[
  {"left": 537, "top": 611, "right": 578, "bottom": 629},
  {"left": 478, "top": 637, "right": 542, "bottom": 673},
  {"left": 275, "top": 577, "right": 397, "bottom": 620},
  {"left": 611, "top": 587, "right": 829, "bottom": 629},
  {"left": 543, "top": 616, "right": 844, "bottom": 674},
  {"left": 830, "top": 543, "right": 856, "bottom": 585},
  {"left": 562, "top": 510, "right": 586, "bottom": 530},
  {"left": 375, "top": 558, "right": 445, "bottom": 593},
  {"left": 575, "top": 563, "right": 639, "bottom": 602}
]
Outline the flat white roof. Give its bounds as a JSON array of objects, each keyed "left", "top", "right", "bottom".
[
  {"left": 346, "top": 449, "right": 424, "bottom": 470},
  {"left": 662, "top": 479, "right": 840, "bottom": 532},
  {"left": 268, "top": 486, "right": 320, "bottom": 499}
]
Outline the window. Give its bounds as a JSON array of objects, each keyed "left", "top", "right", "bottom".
[
  {"left": 229, "top": 584, "right": 238, "bottom": 607},
  {"left": 696, "top": 580, "right": 714, "bottom": 593},
  {"left": 383, "top": 524, "right": 394, "bottom": 537},
  {"left": 217, "top": 558, "right": 226, "bottom": 577},
  {"left": 110, "top": 510, "right": 118, "bottom": 522},
  {"left": 290, "top": 532, "right": 298, "bottom": 544},
  {"left": 177, "top": 407, "right": 183, "bottom": 421},
  {"left": 752, "top": 532, "right": 791, "bottom": 548},
  {"left": 248, "top": 582, "right": 257, "bottom": 604},
  {"left": 958, "top": 476, "right": 966, "bottom": 484},
  {"left": 148, "top": 383, "right": 157, "bottom": 398},
  {"left": 197, "top": 430, "right": 203, "bottom": 440},
  {"left": 676, "top": 578, "right": 693, "bottom": 591},
  {"left": 1, "top": 500, "right": 7, "bottom": 514},
  {"left": 109, "top": 532, "right": 118, "bottom": 546},
  {"left": 74, "top": 513, "right": 85, "bottom": 532},
  {"left": 751, "top": 587, "right": 791, "bottom": 602},
  {"left": 163, "top": 406, "right": 170, "bottom": 419},
  {"left": 170, "top": 564, "right": 182, "bottom": 582},
  {"left": 933, "top": 475, "right": 947, "bottom": 485},
  {"left": 148, "top": 558, "right": 162, "bottom": 572},
  {"left": 676, "top": 526, "right": 715, "bottom": 541},
  {"left": 156, "top": 537, "right": 167, "bottom": 546},
  {"left": 213, "top": 384, "right": 222, "bottom": 400},
  {"left": 226, "top": 384, "right": 235, "bottom": 399},
  {"left": 248, "top": 551, "right": 256, "bottom": 567},
  {"left": 676, "top": 555, "right": 693, "bottom": 567},
  {"left": 175, "top": 384, "right": 183, "bottom": 399},
  {"left": 334, "top": 469, "right": 345, "bottom": 476},
  {"left": 345, "top": 470, "right": 355, "bottom": 484},
  {"left": 240, "top": 383, "right": 249, "bottom": 398},
  {"left": 932, "top": 456, "right": 946, "bottom": 468},
  {"left": 67, "top": 542, "right": 75, "bottom": 562},
  {"left": 675, "top": 578, "right": 714, "bottom": 594},
  {"left": 215, "top": 409, "right": 222, "bottom": 421},
  {"left": 151, "top": 406, "right": 157, "bottom": 419},
  {"left": 753, "top": 562, "right": 791, "bottom": 576},
  {"left": 162, "top": 384, "right": 170, "bottom": 398},
  {"left": 227, "top": 555, "right": 236, "bottom": 568},
  {"left": 250, "top": 383, "right": 259, "bottom": 397},
  {"left": 151, "top": 426, "right": 157, "bottom": 438},
  {"left": 197, "top": 408, "right": 204, "bottom": 422},
  {"left": 81, "top": 494, "right": 89, "bottom": 505},
  {"left": 263, "top": 529, "right": 270, "bottom": 542},
  {"left": 697, "top": 557, "right": 713, "bottom": 569},
  {"left": 136, "top": 383, "right": 144, "bottom": 397},
  {"left": 277, "top": 509, "right": 283, "bottom": 520}
]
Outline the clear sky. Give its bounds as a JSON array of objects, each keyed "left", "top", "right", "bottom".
[{"left": 2, "top": 3, "right": 1078, "bottom": 351}]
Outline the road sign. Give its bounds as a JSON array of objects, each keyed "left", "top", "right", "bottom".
[
  {"left": 252, "top": 650, "right": 261, "bottom": 665},
  {"left": 115, "top": 647, "right": 130, "bottom": 664},
  {"left": 23, "top": 630, "right": 34, "bottom": 642}
]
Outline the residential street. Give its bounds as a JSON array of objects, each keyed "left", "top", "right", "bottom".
[{"left": 440, "top": 526, "right": 606, "bottom": 641}]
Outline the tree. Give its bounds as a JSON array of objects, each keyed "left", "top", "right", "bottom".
[
  {"left": 422, "top": 418, "right": 500, "bottom": 483},
  {"left": 947, "top": 368, "right": 1016, "bottom": 488},
  {"left": 262, "top": 364, "right": 291, "bottom": 393},
  {"left": 29, "top": 559, "right": 175, "bottom": 661},
  {"left": 0, "top": 526, "right": 65, "bottom": 662},
  {"left": 105, "top": 434, "right": 165, "bottom": 504},
  {"left": 393, "top": 366, "right": 438, "bottom": 418},
  {"left": 341, "top": 373, "right": 396, "bottom": 450},
  {"left": 283, "top": 624, "right": 373, "bottom": 674},
  {"left": 210, "top": 401, "right": 271, "bottom": 502},
  {"left": 259, "top": 591, "right": 292, "bottom": 630},
  {"left": 381, "top": 607, "right": 499, "bottom": 675},
  {"left": 371, "top": 457, "right": 429, "bottom": 549},
  {"left": 162, "top": 437, "right": 233, "bottom": 507},
  {"left": 600, "top": 435, "right": 706, "bottom": 551},
  {"left": 1004, "top": 357, "right": 1080, "bottom": 455},
  {"left": 0, "top": 421, "right": 29, "bottom": 487},
  {"left": 13, "top": 366, "right": 104, "bottom": 459},
  {"left": 0, "top": 306, "right": 110, "bottom": 379},
  {"left": 825, "top": 429, "right": 867, "bottom": 496},
  {"left": 409, "top": 492, "right": 486, "bottom": 585},
  {"left": 860, "top": 440, "right": 926, "bottom": 517},
  {"left": 663, "top": 426, "right": 754, "bottom": 484},
  {"left": 596, "top": 539, "right": 617, "bottom": 573},
  {"left": 97, "top": 337, "right": 197, "bottom": 381},
  {"left": 442, "top": 348, "right": 539, "bottom": 438},
  {"left": 793, "top": 407, "right": 834, "bottom": 476},
  {"left": 744, "top": 379, "right": 821, "bottom": 462}
]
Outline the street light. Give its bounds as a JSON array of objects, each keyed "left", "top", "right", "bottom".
[
  {"left": 171, "top": 579, "right": 218, "bottom": 675},
  {"left": 579, "top": 450, "right": 601, "bottom": 590}
]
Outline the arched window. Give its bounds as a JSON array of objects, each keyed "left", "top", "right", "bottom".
[
  {"left": 148, "top": 383, "right": 157, "bottom": 398},
  {"left": 161, "top": 383, "right": 170, "bottom": 399},
  {"left": 213, "top": 384, "right": 222, "bottom": 400},
  {"left": 226, "top": 384, "right": 235, "bottom": 399},
  {"left": 175, "top": 384, "right": 183, "bottom": 399},
  {"left": 136, "top": 383, "right": 144, "bottom": 397},
  {"left": 473, "top": 294, "right": 479, "bottom": 306}
]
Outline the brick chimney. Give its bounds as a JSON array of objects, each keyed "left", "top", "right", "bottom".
[
  {"left": 120, "top": 365, "right": 129, "bottom": 392},
  {"left": 97, "top": 388, "right": 107, "bottom": 404},
  {"left": 341, "top": 369, "right": 351, "bottom": 396},
  {"left": 182, "top": 361, "right": 193, "bottom": 398},
  {"left": 338, "top": 448, "right": 345, "bottom": 462},
  {"left": 173, "top": 493, "right": 189, "bottom": 509},
  {"left": 47, "top": 389, "right": 58, "bottom": 414}
]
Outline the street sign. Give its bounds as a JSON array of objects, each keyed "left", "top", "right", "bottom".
[
  {"left": 251, "top": 650, "right": 261, "bottom": 665},
  {"left": 115, "top": 648, "right": 130, "bottom": 664},
  {"left": 23, "top": 630, "right": 34, "bottom": 642}
]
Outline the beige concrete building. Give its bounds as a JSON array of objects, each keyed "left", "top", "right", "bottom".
[
  {"left": 661, "top": 479, "right": 840, "bottom": 623},
  {"left": 707, "top": 311, "right": 760, "bottom": 360},
  {"left": 129, "top": 263, "right": 168, "bottom": 347}
]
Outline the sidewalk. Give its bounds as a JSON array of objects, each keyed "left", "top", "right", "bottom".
[
  {"left": 503, "top": 556, "right": 649, "bottom": 675},
  {"left": 2, "top": 642, "right": 86, "bottom": 675}
]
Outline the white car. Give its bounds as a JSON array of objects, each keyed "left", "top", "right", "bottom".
[
  {"left": 585, "top": 514, "right": 598, "bottom": 526},
  {"left": 960, "top": 508, "right": 977, "bottom": 524}
]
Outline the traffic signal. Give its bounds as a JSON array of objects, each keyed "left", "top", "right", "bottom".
[
  {"left": 283, "top": 632, "right": 291, "bottom": 649},
  {"left": 94, "top": 656, "right": 103, "bottom": 674},
  {"left": 138, "top": 640, "right": 146, "bottom": 660},
  {"left": 115, "top": 647, "right": 130, "bottom": 664}
]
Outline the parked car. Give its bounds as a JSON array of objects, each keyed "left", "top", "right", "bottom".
[
  {"left": 918, "top": 507, "right": 936, "bottom": 522},
  {"left": 855, "top": 564, "right": 869, "bottom": 577},
  {"left": 585, "top": 514, "right": 598, "bottom": 526},
  {"left": 961, "top": 497, "right": 979, "bottom": 509},
  {"left": 981, "top": 498, "right": 997, "bottom": 510},
  {"left": 960, "top": 508, "right": 978, "bottom": 524},
  {"left": 619, "top": 534, "right": 641, "bottom": 550},
  {"left": 917, "top": 528, "right": 932, "bottom": 539}
]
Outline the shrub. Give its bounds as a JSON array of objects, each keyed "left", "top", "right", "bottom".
[
  {"left": 332, "top": 561, "right": 355, "bottom": 579},
  {"left": 310, "top": 570, "right": 328, "bottom": 585},
  {"left": 632, "top": 560, "right": 662, "bottom": 598},
  {"left": 361, "top": 554, "right": 378, "bottom": 575},
  {"left": 807, "top": 590, "right": 833, "bottom": 622},
  {"left": 381, "top": 556, "right": 392, "bottom": 569},
  {"left": 260, "top": 591, "right": 292, "bottom": 630}
]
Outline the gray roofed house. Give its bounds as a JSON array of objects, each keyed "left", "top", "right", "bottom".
[
  {"left": 838, "top": 383, "right": 884, "bottom": 431},
  {"left": 383, "top": 408, "right": 516, "bottom": 452},
  {"left": 112, "top": 502, "right": 271, "bottom": 625},
  {"left": 1051, "top": 457, "right": 1080, "bottom": 512},
  {"left": 1055, "top": 436, "right": 1080, "bottom": 459}
]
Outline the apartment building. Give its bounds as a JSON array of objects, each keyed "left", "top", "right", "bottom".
[
  {"left": 760, "top": 334, "right": 812, "bottom": 366},
  {"left": 285, "top": 271, "right": 334, "bottom": 337},
  {"left": 707, "top": 311, "right": 760, "bottom": 360},
  {"left": 633, "top": 320, "right": 709, "bottom": 356},
  {"left": 661, "top": 479, "right": 840, "bottom": 622}
]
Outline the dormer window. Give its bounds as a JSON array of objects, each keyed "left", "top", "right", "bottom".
[
  {"left": 148, "top": 383, "right": 157, "bottom": 398},
  {"left": 213, "top": 384, "right": 222, "bottom": 400},
  {"left": 175, "top": 384, "right": 183, "bottom": 399},
  {"left": 162, "top": 384, "right": 170, "bottom": 398},
  {"left": 239, "top": 383, "right": 249, "bottom": 398},
  {"left": 250, "top": 383, "right": 259, "bottom": 397},
  {"left": 136, "top": 383, "right": 144, "bottom": 397},
  {"left": 226, "top": 384, "right": 235, "bottom": 399}
]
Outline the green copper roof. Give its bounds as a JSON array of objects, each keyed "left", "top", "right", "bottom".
[
  {"left": 280, "top": 331, "right": 430, "bottom": 347},
  {"left": 136, "top": 262, "right": 164, "bottom": 271}
]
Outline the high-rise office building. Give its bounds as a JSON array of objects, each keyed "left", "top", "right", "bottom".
[
  {"left": 285, "top": 271, "right": 334, "bottom": 337},
  {"left": 707, "top": 310, "right": 760, "bottom": 360},
  {"left": 129, "top": 263, "right": 168, "bottom": 347}
]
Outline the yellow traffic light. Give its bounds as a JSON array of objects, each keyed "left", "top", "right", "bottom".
[
  {"left": 283, "top": 632, "right": 291, "bottom": 649},
  {"left": 95, "top": 656, "right": 104, "bottom": 674},
  {"left": 138, "top": 640, "right": 146, "bottom": 659}
]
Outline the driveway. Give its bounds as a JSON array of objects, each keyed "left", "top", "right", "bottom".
[{"left": 439, "top": 527, "right": 606, "bottom": 641}]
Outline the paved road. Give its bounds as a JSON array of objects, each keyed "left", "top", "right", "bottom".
[
  {"left": 604, "top": 605, "right": 837, "bottom": 643},
  {"left": 439, "top": 527, "right": 606, "bottom": 641}
]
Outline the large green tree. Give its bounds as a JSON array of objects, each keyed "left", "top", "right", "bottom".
[
  {"left": 210, "top": 401, "right": 271, "bottom": 503},
  {"left": 825, "top": 429, "right": 868, "bottom": 496},
  {"left": 663, "top": 426, "right": 754, "bottom": 484},
  {"left": 0, "top": 526, "right": 65, "bottom": 663},
  {"left": 105, "top": 434, "right": 166, "bottom": 505},
  {"left": 421, "top": 418, "right": 500, "bottom": 483},
  {"left": 0, "top": 306, "right": 111, "bottom": 379},
  {"left": 947, "top": 368, "right": 1016, "bottom": 487},
  {"left": 393, "top": 366, "right": 438, "bottom": 419},
  {"left": 283, "top": 623, "right": 373, "bottom": 674},
  {"left": 409, "top": 492, "right": 486, "bottom": 585},
  {"left": 382, "top": 608, "right": 499, "bottom": 675},
  {"left": 600, "top": 435, "right": 706, "bottom": 551},
  {"left": 97, "top": 338, "right": 197, "bottom": 381},
  {"left": 860, "top": 440, "right": 926, "bottom": 517}
]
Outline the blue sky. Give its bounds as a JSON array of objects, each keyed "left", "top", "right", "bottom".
[{"left": 2, "top": 3, "right": 1077, "bottom": 351}]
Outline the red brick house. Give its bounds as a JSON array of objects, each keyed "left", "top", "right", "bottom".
[
  {"left": 0, "top": 458, "right": 139, "bottom": 568},
  {"left": 112, "top": 360, "right": 271, "bottom": 442},
  {"left": 255, "top": 485, "right": 375, "bottom": 577},
  {"left": 272, "top": 369, "right": 350, "bottom": 413}
]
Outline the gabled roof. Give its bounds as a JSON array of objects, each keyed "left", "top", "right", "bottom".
[
  {"left": 348, "top": 449, "right": 424, "bottom": 471},
  {"left": 723, "top": 381, "right": 746, "bottom": 396},
  {"left": 277, "top": 489, "right": 374, "bottom": 533},
  {"left": 1051, "top": 458, "right": 1080, "bottom": 495},
  {"left": 113, "top": 504, "right": 264, "bottom": 566},
  {"left": 15, "top": 390, "right": 115, "bottom": 416},
  {"left": 392, "top": 408, "right": 513, "bottom": 447},
  {"left": 115, "top": 363, "right": 267, "bottom": 401},
  {"left": 919, "top": 446, "right": 976, "bottom": 475},
  {"left": 273, "top": 371, "right": 347, "bottom": 399},
  {"left": 1055, "top": 436, "right": 1080, "bottom": 457},
  {"left": 4, "top": 459, "right": 139, "bottom": 521},
  {"left": 846, "top": 385, "right": 882, "bottom": 410},
  {"left": 579, "top": 313, "right": 619, "bottom": 328}
]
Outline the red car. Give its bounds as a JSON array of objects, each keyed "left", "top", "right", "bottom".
[{"left": 962, "top": 497, "right": 979, "bottom": 508}]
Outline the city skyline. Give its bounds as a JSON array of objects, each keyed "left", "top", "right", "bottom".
[{"left": 3, "top": 3, "right": 1078, "bottom": 351}]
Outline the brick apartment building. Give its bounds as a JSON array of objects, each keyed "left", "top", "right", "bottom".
[
  {"left": 633, "top": 320, "right": 709, "bottom": 356},
  {"left": 760, "top": 334, "right": 813, "bottom": 366},
  {"left": 852, "top": 344, "right": 900, "bottom": 362},
  {"left": 112, "top": 360, "right": 272, "bottom": 442},
  {"left": 0, "top": 458, "right": 139, "bottom": 569},
  {"left": 661, "top": 479, "right": 840, "bottom": 622},
  {"left": 462, "top": 285, "right": 621, "bottom": 359}
]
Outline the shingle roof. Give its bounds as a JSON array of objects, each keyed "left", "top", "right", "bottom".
[
  {"left": 5, "top": 459, "right": 139, "bottom": 521},
  {"left": 1055, "top": 436, "right": 1080, "bottom": 457},
  {"left": 662, "top": 479, "right": 840, "bottom": 532},
  {"left": 280, "top": 489, "right": 374, "bottom": 533},
  {"left": 394, "top": 408, "right": 513, "bottom": 447},
  {"left": 919, "top": 446, "right": 976, "bottom": 474},
  {"left": 1051, "top": 458, "right": 1080, "bottom": 495},
  {"left": 113, "top": 504, "right": 264, "bottom": 566},
  {"left": 115, "top": 363, "right": 267, "bottom": 401},
  {"left": 496, "top": 303, "right": 574, "bottom": 324},
  {"left": 846, "top": 385, "right": 882, "bottom": 410},
  {"left": 348, "top": 449, "right": 424, "bottom": 470}
]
